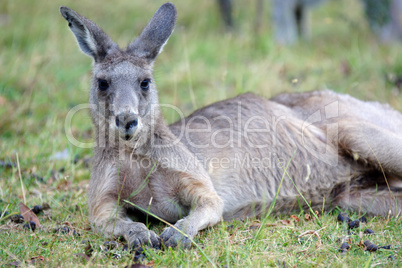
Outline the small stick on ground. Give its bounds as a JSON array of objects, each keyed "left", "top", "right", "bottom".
[
  {"left": 298, "top": 230, "right": 322, "bottom": 248},
  {"left": 16, "top": 153, "right": 26, "bottom": 204}
]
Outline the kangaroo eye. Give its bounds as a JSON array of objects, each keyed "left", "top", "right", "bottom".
[
  {"left": 140, "top": 79, "right": 151, "bottom": 91},
  {"left": 98, "top": 79, "right": 109, "bottom": 91}
]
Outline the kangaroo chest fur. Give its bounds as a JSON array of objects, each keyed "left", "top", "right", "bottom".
[{"left": 115, "top": 153, "right": 191, "bottom": 223}]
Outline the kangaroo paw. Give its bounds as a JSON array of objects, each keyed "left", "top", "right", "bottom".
[
  {"left": 160, "top": 226, "right": 191, "bottom": 248},
  {"left": 124, "top": 223, "right": 160, "bottom": 250},
  {"left": 160, "top": 219, "right": 195, "bottom": 249}
]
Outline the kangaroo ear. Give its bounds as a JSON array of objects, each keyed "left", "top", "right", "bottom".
[
  {"left": 127, "top": 3, "right": 177, "bottom": 63},
  {"left": 60, "top": 6, "right": 118, "bottom": 62}
]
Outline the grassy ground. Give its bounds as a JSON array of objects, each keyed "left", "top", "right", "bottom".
[{"left": 0, "top": 0, "right": 401, "bottom": 266}]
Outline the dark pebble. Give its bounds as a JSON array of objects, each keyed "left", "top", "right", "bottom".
[
  {"left": 395, "top": 77, "right": 402, "bottom": 89},
  {"left": 348, "top": 220, "right": 360, "bottom": 229},
  {"left": 379, "top": 245, "right": 391, "bottom": 250},
  {"left": 11, "top": 214, "right": 24, "bottom": 224},
  {"left": 36, "top": 176, "right": 45, "bottom": 183},
  {"left": 56, "top": 226, "right": 70, "bottom": 234},
  {"left": 226, "top": 224, "right": 234, "bottom": 230},
  {"left": 0, "top": 160, "right": 16, "bottom": 169},
  {"left": 84, "top": 242, "right": 94, "bottom": 256},
  {"left": 363, "top": 228, "right": 374, "bottom": 234},
  {"left": 123, "top": 244, "right": 130, "bottom": 252},
  {"left": 73, "top": 230, "right": 81, "bottom": 237},
  {"left": 359, "top": 216, "right": 367, "bottom": 223},
  {"left": 23, "top": 221, "right": 36, "bottom": 231},
  {"left": 32, "top": 205, "right": 43, "bottom": 214},
  {"left": 133, "top": 247, "right": 146, "bottom": 262},
  {"left": 136, "top": 247, "right": 145, "bottom": 254},
  {"left": 54, "top": 226, "right": 79, "bottom": 236},
  {"left": 103, "top": 241, "right": 119, "bottom": 250},
  {"left": 111, "top": 252, "right": 121, "bottom": 259},
  {"left": 364, "top": 240, "right": 377, "bottom": 252},
  {"left": 248, "top": 225, "right": 259, "bottom": 231},
  {"left": 0, "top": 210, "right": 9, "bottom": 217},
  {"left": 366, "top": 244, "right": 377, "bottom": 252},
  {"left": 30, "top": 174, "right": 45, "bottom": 183},
  {"left": 134, "top": 253, "right": 146, "bottom": 262},
  {"left": 339, "top": 242, "right": 350, "bottom": 253},
  {"left": 388, "top": 255, "right": 396, "bottom": 261},
  {"left": 297, "top": 237, "right": 307, "bottom": 245},
  {"left": 337, "top": 212, "right": 350, "bottom": 223},
  {"left": 73, "top": 155, "right": 80, "bottom": 164},
  {"left": 59, "top": 228, "right": 79, "bottom": 236}
]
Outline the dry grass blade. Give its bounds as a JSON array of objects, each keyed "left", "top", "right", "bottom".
[
  {"left": 16, "top": 154, "right": 26, "bottom": 205},
  {"left": 298, "top": 230, "right": 322, "bottom": 248}
]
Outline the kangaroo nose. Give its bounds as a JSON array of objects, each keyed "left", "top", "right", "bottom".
[
  {"left": 115, "top": 113, "right": 138, "bottom": 130},
  {"left": 125, "top": 119, "right": 138, "bottom": 130}
]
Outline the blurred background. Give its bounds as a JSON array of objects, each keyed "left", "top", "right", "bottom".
[{"left": 0, "top": 0, "right": 402, "bottom": 184}]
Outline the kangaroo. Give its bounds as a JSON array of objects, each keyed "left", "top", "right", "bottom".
[{"left": 60, "top": 3, "right": 402, "bottom": 249}]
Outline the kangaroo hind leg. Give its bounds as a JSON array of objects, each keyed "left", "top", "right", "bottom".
[
  {"left": 339, "top": 119, "right": 402, "bottom": 177},
  {"left": 335, "top": 183, "right": 402, "bottom": 216}
]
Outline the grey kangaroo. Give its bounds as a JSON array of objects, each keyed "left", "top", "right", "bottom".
[{"left": 60, "top": 3, "right": 402, "bottom": 249}]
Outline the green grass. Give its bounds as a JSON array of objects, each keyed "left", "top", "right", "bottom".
[{"left": 0, "top": 0, "right": 401, "bottom": 266}]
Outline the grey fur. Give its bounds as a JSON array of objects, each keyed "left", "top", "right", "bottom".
[{"left": 61, "top": 3, "right": 402, "bottom": 249}]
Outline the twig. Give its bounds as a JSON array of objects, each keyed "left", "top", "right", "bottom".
[
  {"left": 296, "top": 249, "right": 308, "bottom": 254},
  {"left": 298, "top": 230, "right": 322, "bottom": 248},
  {"left": 228, "top": 226, "right": 241, "bottom": 245},
  {"left": 16, "top": 153, "right": 26, "bottom": 204}
]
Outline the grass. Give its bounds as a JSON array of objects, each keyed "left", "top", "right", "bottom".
[{"left": 0, "top": 0, "right": 401, "bottom": 266}]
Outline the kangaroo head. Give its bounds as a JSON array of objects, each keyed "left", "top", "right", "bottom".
[{"left": 60, "top": 3, "right": 176, "bottom": 145}]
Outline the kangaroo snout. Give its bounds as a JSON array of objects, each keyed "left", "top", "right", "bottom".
[{"left": 115, "top": 112, "right": 140, "bottom": 140}]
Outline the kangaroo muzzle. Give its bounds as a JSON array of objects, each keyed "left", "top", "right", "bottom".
[{"left": 115, "top": 112, "right": 140, "bottom": 140}]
